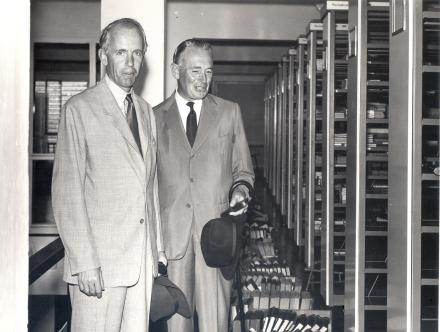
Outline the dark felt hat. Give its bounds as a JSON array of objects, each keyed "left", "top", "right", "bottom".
[
  {"left": 150, "top": 276, "right": 192, "bottom": 322},
  {"left": 200, "top": 213, "right": 245, "bottom": 280},
  {"left": 200, "top": 180, "right": 253, "bottom": 280}
]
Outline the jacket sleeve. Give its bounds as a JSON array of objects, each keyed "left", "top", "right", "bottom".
[
  {"left": 153, "top": 170, "right": 164, "bottom": 253},
  {"left": 232, "top": 103, "right": 255, "bottom": 188},
  {"left": 52, "top": 102, "right": 100, "bottom": 276},
  {"left": 149, "top": 105, "right": 164, "bottom": 253}
]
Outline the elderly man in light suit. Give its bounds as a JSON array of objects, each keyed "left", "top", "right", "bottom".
[
  {"left": 52, "top": 18, "right": 166, "bottom": 331},
  {"left": 154, "top": 39, "right": 255, "bottom": 332}
]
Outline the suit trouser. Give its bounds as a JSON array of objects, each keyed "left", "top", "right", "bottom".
[
  {"left": 69, "top": 237, "right": 154, "bottom": 332},
  {"left": 167, "top": 223, "right": 232, "bottom": 332}
]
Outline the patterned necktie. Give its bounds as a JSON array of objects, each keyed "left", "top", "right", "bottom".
[
  {"left": 186, "top": 101, "right": 198, "bottom": 147},
  {"left": 125, "top": 93, "right": 142, "bottom": 154}
]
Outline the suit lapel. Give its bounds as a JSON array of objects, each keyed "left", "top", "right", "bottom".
[
  {"left": 133, "top": 96, "right": 149, "bottom": 161},
  {"left": 135, "top": 97, "right": 156, "bottom": 187},
  {"left": 98, "top": 81, "right": 145, "bottom": 183},
  {"left": 99, "top": 82, "right": 143, "bottom": 158},
  {"left": 163, "top": 96, "right": 191, "bottom": 153},
  {"left": 192, "top": 95, "right": 219, "bottom": 153}
]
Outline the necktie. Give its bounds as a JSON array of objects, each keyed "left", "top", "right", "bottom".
[
  {"left": 186, "top": 101, "right": 198, "bottom": 147},
  {"left": 125, "top": 93, "right": 142, "bottom": 154}
]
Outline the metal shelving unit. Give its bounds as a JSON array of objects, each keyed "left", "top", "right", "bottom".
[
  {"left": 345, "top": 1, "right": 389, "bottom": 331},
  {"left": 388, "top": 0, "right": 439, "bottom": 331},
  {"left": 320, "top": 0, "right": 349, "bottom": 308},
  {"left": 293, "top": 36, "right": 308, "bottom": 246},
  {"left": 287, "top": 48, "right": 297, "bottom": 229},
  {"left": 280, "top": 56, "right": 290, "bottom": 219},
  {"left": 305, "top": 21, "right": 324, "bottom": 272}
]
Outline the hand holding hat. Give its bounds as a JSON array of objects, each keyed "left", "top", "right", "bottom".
[
  {"left": 201, "top": 180, "right": 254, "bottom": 280},
  {"left": 150, "top": 264, "right": 191, "bottom": 322}
]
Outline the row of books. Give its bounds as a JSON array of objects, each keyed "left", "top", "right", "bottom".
[
  {"left": 367, "top": 179, "right": 388, "bottom": 194},
  {"left": 33, "top": 80, "right": 88, "bottom": 153},
  {"left": 232, "top": 309, "right": 330, "bottom": 332},
  {"left": 367, "top": 127, "right": 388, "bottom": 153},
  {"left": 334, "top": 133, "right": 347, "bottom": 147},
  {"left": 334, "top": 184, "right": 346, "bottom": 204},
  {"left": 367, "top": 102, "right": 387, "bottom": 119},
  {"left": 230, "top": 200, "right": 332, "bottom": 331}
]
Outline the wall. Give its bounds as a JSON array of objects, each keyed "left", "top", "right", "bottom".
[
  {"left": 165, "top": 2, "right": 320, "bottom": 96},
  {"left": 31, "top": 0, "right": 100, "bottom": 42},
  {"left": 102, "top": 0, "right": 166, "bottom": 105},
  {"left": 0, "top": 0, "right": 30, "bottom": 330}
]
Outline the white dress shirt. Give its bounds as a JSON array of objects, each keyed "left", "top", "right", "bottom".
[
  {"left": 105, "top": 75, "right": 133, "bottom": 117},
  {"left": 175, "top": 90, "right": 202, "bottom": 131}
]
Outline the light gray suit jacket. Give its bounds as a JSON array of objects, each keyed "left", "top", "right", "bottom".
[
  {"left": 154, "top": 93, "right": 254, "bottom": 260},
  {"left": 52, "top": 80, "right": 164, "bottom": 287}
]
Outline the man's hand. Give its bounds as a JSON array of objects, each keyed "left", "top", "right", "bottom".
[
  {"left": 78, "top": 267, "right": 104, "bottom": 298},
  {"left": 229, "top": 186, "right": 249, "bottom": 216}
]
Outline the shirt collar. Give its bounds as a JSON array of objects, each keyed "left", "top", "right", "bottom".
[
  {"left": 175, "top": 90, "right": 202, "bottom": 113},
  {"left": 105, "top": 75, "right": 133, "bottom": 112}
]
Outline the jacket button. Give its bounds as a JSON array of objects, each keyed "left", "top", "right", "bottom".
[
  {"left": 140, "top": 219, "right": 144, "bottom": 224},
  {"left": 190, "top": 178, "right": 194, "bottom": 183},
  {"left": 186, "top": 203, "right": 191, "bottom": 208}
]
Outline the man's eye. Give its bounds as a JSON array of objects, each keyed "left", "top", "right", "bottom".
[
  {"left": 206, "top": 70, "right": 213, "bottom": 75},
  {"left": 116, "top": 50, "right": 124, "bottom": 56},
  {"left": 134, "top": 50, "right": 143, "bottom": 57}
]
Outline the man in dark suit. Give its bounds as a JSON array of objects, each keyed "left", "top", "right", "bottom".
[
  {"left": 52, "top": 18, "right": 166, "bottom": 331},
  {"left": 154, "top": 39, "right": 255, "bottom": 332}
]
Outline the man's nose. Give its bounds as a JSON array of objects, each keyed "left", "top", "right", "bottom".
[
  {"left": 126, "top": 53, "right": 134, "bottom": 67},
  {"left": 199, "top": 72, "right": 207, "bottom": 82}
]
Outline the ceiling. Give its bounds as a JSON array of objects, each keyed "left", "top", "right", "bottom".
[
  {"left": 37, "top": 0, "right": 322, "bottom": 4},
  {"left": 169, "top": 0, "right": 321, "bottom": 4}
]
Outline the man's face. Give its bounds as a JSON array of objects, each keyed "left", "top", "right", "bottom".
[
  {"left": 173, "top": 48, "right": 213, "bottom": 100},
  {"left": 101, "top": 27, "right": 144, "bottom": 92}
]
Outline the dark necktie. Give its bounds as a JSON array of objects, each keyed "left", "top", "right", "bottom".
[
  {"left": 125, "top": 93, "right": 142, "bottom": 154},
  {"left": 186, "top": 101, "right": 198, "bottom": 147}
]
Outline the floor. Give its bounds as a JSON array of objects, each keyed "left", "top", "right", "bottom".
[
  {"left": 150, "top": 170, "right": 343, "bottom": 331},
  {"left": 29, "top": 170, "right": 344, "bottom": 332}
]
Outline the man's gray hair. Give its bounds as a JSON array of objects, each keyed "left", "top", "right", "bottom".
[
  {"left": 172, "top": 39, "right": 213, "bottom": 65},
  {"left": 99, "top": 18, "right": 147, "bottom": 53}
]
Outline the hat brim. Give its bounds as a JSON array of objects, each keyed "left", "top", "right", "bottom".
[{"left": 150, "top": 276, "right": 192, "bottom": 322}]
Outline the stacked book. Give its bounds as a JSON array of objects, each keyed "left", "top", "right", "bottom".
[
  {"left": 235, "top": 309, "right": 331, "bottom": 332},
  {"left": 34, "top": 80, "right": 88, "bottom": 153},
  {"left": 367, "top": 128, "right": 388, "bottom": 153},
  {"left": 334, "top": 219, "right": 346, "bottom": 233},
  {"left": 314, "top": 218, "right": 322, "bottom": 232},
  {"left": 335, "top": 155, "right": 347, "bottom": 168},
  {"left": 334, "top": 107, "right": 347, "bottom": 119},
  {"left": 61, "top": 81, "right": 88, "bottom": 108},
  {"left": 315, "top": 172, "right": 322, "bottom": 187},
  {"left": 334, "top": 184, "right": 346, "bottom": 204},
  {"left": 46, "top": 81, "right": 62, "bottom": 134},
  {"left": 368, "top": 179, "right": 388, "bottom": 194},
  {"left": 334, "top": 133, "right": 347, "bottom": 148},
  {"left": 229, "top": 204, "right": 333, "bottom": 332},
  {"left": 33, "top": 81, "right": 47, "bottom": 153},
  {"left": 34, "top": 80, "right": 46, "bottom": 94},
  {"left": 367, "top": 102, "right": 387, "bottom": 119}
]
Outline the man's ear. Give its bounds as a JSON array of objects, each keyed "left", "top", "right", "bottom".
[
  {"left": 171, "top": 63, "right": 180, "bottom": 80},
  {"left": 99, "top": 48, "right": 108, "bottom": 66}
]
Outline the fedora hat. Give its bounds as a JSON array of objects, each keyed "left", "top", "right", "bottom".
[
  {"left": 201, "top": 180, "right": 254, "bottom": 280},
  {"left": 201, "top": 213, "right": 246, "bottom": 280},
  {"left": 150, "top": 275, "right": 192, "bottom": 322}
]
